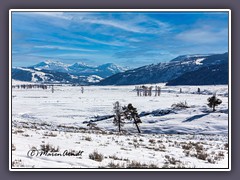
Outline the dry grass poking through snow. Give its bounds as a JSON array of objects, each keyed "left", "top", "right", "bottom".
[
  {"left": 11, "top": 122, "right": 228, "bottom": 169},
  {"left": 89, "top": 150, "right": 104, "bottom": 162}
]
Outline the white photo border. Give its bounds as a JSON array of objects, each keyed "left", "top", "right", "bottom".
[{"left": 9, "top": 9, "right": 231, "bottom": 171}]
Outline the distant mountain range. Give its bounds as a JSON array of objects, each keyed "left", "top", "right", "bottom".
[
  {"left": 30, "top": 60, "right": 127, "bottom": 78},
  {"left": 98, "top": 52, "right": 228, "bottom": 86},
  {"left": 12, "top": 61, "right": 127, "bottom": 84},
  {"left": 12, "top": 52, "right": 228, "bottom": 85}
]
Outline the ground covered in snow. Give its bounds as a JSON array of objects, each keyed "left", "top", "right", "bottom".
[{"left": 11, "top": 83, "right": 229, "bottom": 169}]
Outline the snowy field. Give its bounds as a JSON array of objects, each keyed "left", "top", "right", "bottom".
[{"left": 11, "top": 82, "right": 229, "bottom": 169}]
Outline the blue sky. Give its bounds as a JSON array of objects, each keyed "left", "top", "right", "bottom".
[{"left": 12, "top": 11, "right": 229, "bottom": 68}]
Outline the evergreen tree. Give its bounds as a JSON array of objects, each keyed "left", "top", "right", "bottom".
[
  {"left": 122, "top": 103, "right": 142, "bottom": 133},
  {"left": 197, "top": 87, "right": 200, "bottom": 94},
  {"left": 207, "top": 95, "right": 222, "bottom": 112}
]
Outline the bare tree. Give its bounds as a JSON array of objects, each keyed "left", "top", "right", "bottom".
[
  {"left": 113, "top": 101, "right": 124, "bottom": 132},
  {"left": 149, "top": 86, "right": 152, "bottom": 96},
  {"left": 158, "top": 86, "right": 161, "bottom": 96},
  {"left": 155, "top": 85, "right": 157, "bottom": 96},
  {"left": 51, "top": 85, "right": 54, "bottom": 93},
  {"left": 136, "top": 86, "right": 140, "bottom": 96},
  {"left": 81, "top": 86, "right": 84, "bottom": 94}
]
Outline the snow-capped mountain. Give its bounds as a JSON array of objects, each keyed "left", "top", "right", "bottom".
[
  {"left": 68, "top": 62, "right": 93, "bottom": 71},
  {"left": 12, "top": 53, "right": 228, "bottom": 85},
  {"left": 87, "top": 75, "right": 103, "bottom": 83},
  {"left": 12, "top": 61, "right": 127, "bottom": 84},
  {"left": 98, "top": 63, "right": 126, "bottom": 72},
  {"left": 30, "top": 60, "right": 69, "bottom": 73},
  {"left": 68, "top": 62, "right": 126, "bottom": 78},
  {"left": 29, "top": 61, "right": 126, "bottom": 78},
  {"left": 170, "top": 54, "right": 211, "bottom": 62},
  {"left": 95, "top": 63, "right": 127, "bottom": 78},
  {"left": 12, "top": 67, "right": 92, "bottom": 85},
  {"left": 98, "top": 52, "right": 228, "bottom": 85}
]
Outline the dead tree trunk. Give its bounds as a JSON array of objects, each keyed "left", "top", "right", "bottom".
[
  {"left": 213, "top": 105, "right": 216, "bottom": 112},
  {"left": 117, "top": 114, "right": 121, "bottom": 132},
  {"left": 133, "top": 115, "right": 141, "bottom": 133},
  {"left": 135, "top": 122, "right": 141, "bottom": 133}
]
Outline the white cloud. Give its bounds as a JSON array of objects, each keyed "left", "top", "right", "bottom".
[
  {"left": 77, "top": 14, "right": 171, "bottom": 34},
  {"left": 79, "top": 18, "right": 145, "bottom": 33},
  {"left": 27, "top": 12, "right": 171, "bottom": 34},
  {"left": 17, "top": 12, "right": 70, "bottom": 20},
  {"left": 176, "top": 28, "right": 228, "bottom": 44},
  {"left": 79, "top": 35, "right": 126, "bottom": 47},
  {"left": 34, "top": 45, "right": 98, "bottom": 52}
]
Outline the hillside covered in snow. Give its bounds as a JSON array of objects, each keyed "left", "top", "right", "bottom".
[
  {"left": 98, "top": 52, "right": 228, "bottom": 85},
  {"left": 12, "top": 61, "right": 126, "bottom": 84}
]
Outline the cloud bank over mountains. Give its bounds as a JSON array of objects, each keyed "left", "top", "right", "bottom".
[{"left": 12, "top": 11, "right": 228, "bottom": 68}]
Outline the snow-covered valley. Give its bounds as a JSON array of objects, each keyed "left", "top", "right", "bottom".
[{"left": 11, "top": 83, "right": 229, "bottom": 170}]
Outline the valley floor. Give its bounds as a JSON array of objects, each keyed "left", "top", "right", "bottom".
[{"left": 11, "top": 83, "right": 229, "bottom": 169}]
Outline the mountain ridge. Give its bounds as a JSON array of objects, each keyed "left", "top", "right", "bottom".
[
  {"left": 98, "top": 52, "right": 228, "bottom": 85},
  {"left": 30, "top": 60, "right": 127, "bottom": 78},
  {"left": 12, "top": 52, "right": 228, "bottom": 85},
  {"left": 12, "top": 61, "right": 127, "bottom": 84}
]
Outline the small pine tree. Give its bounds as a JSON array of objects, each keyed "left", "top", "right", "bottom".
[
  {"left": 113, "top": 101, "right": 124, "bottom": 132},
  {"left": 122, "top": 103, "right": 142, "bottom": 133},
  {"left": 207, "top": 95, "right": 222, "bottom": 112},
  {"left": 197, "top": 87, "right": 200, "bottom": 94}
]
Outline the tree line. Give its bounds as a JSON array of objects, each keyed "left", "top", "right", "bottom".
[
  {"left": 135, "top": 85, "right": 161, "bottom": 96},
  {"left": 12, "top": 84, "right": 51, "bottom": 89}
]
